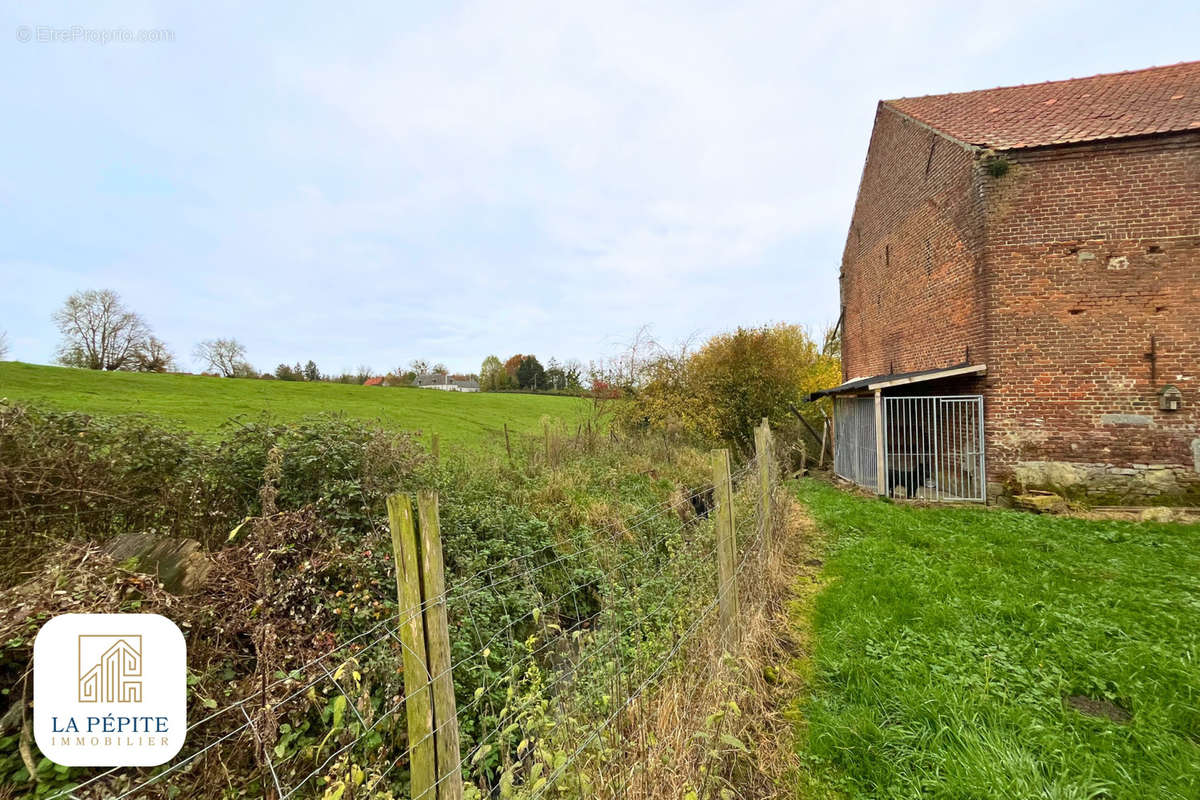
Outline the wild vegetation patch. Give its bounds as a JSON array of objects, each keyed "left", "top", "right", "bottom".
[
  {"left": 1, "top": 402, "right": 782, "bottom": 798},
  {"left": 0, "top": 404, "right": 431, "bottom": 585},
  {"left": 607, "top": 324, "right": 839, "bottom": 460}
]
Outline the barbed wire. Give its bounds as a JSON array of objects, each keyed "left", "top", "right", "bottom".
[
  {"left": 288, "top": 470, "right": 744, "bottom": 797},
  {"left": 379, "top": 460, "right": 764, "bottom": 798},
  {"left": 0, "top": 460, "right": 752, "bottom": 529},
  {"left": 369, "top": 482, "right": 728, "bottom": 721}
]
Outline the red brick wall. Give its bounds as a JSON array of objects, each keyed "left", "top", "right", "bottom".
[
  {"left": 839, "top": 106, "right": 988, "bottom": 381},
  {"left": 841, "top": 112, "right": 1199, "bottom": 501},
  {"left": 981, "top": 132, "right": 1200, "bottom": 497}
]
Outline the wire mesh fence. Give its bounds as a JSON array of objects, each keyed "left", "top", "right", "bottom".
[{"left": 22, "top": 423, "right": 785, "bottom": 800}]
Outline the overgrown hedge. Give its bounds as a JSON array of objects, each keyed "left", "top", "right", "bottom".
[{"left": 0, "top": 403, "right": 721, "bottom": 798}]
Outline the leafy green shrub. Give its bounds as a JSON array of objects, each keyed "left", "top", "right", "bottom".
[
  {"left": 206, "top": 414, "right": 428, "bottom": 539},
  {"left": 0, "top": 403, "right": 219, "bottom": 584},
  {"left": 0, "top": 401, "right": 730, "bottom": 798},
  {"left": 0, "top": 406, "right": 431, "bottom": 582},
  {"left": 615, "top": 323, "right": 839, "bottom": 451}
]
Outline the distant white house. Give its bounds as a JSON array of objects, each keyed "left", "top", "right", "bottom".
[{"left": 415, "top": 374, "right": 480, "bottom": 392}]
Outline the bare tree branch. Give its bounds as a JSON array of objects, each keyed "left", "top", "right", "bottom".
[
  {"left": 136, "top": 336, "right": 175, "bottom": 372},
  {"left": 193, "top": 338, "right": 248, "bottom": 377},
  {"left": 52, "top": 289, "right": 151, "bottom": 371}
]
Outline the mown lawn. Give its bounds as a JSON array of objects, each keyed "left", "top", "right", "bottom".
[
  {"left": 0, "top": 361, "right": 593, "bottom": 447},
  {"left": 794, "top": 479, "right": 1200, "bottom": 800}
]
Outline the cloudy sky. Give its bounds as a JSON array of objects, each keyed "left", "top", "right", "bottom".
[{"left": 1, "top": 2, "right": 1196, "bottom": 375}]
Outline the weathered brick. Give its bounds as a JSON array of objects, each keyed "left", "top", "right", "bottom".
[{"left": 840, "top": 105, "right": 1199, "bottom": 502}]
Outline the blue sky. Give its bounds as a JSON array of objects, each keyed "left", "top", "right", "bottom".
[{"left": 1, "top": 2, "right": 1196, "bottom": 375}]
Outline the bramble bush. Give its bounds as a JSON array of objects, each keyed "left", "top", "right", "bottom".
[
  {"left": 0, "top": 404, "right": 729, "bottom": 798},
  {"left": 0, "top": 406, "right": 432, "bottom": 584}
]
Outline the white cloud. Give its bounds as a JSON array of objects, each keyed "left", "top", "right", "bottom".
[{"left": 1, "top": 0, "right": 1194, "bottom": 371}]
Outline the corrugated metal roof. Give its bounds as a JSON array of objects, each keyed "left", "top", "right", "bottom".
[{"left": 808, "top": 363, "right": 986, "bottom": 399}]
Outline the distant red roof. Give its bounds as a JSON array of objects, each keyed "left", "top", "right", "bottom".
[
  {"left": 363, "top": 377, "right": 384, "bottom": 386},
  {"left": 885, "top": 61, "right": 1200, "bottom": 150}
]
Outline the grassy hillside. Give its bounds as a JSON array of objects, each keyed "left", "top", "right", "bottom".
[{"left": 0, "top": 361, "right": 593, "bottom": 446}]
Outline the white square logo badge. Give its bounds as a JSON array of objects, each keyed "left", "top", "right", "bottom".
[{"left": 34, "top": 613, "right": 187, "bottom": 766}]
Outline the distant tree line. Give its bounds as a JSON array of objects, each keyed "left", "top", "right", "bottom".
[
  {"left": 38, "top": 289, "right": 596, "bottom": 395},
  {"left": 45, "top": 289, "right": 380, "bottom": 384},
  {"left": 478, "top": 354, "right": 583, "bottom": 393},
  {"left": 270, "top": 360, "right": 372, "bottom": 383}
]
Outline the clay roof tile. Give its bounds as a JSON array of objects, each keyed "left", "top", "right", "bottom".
[{"left": 885, "top": 61, "right": 1200, "bottom": 149}]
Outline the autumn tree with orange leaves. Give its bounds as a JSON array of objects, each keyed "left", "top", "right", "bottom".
[{"left": 618, "top": 323, "right": 840, "bottom": 451}]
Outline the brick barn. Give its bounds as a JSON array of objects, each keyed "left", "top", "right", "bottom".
[{"left": 816, "top": 61, "right": 1199, "bottom": 505}]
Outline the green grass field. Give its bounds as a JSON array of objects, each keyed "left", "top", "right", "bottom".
[
  {"left": 0, "top": 361, "right": 593, "bottom": 447},
  {"left": 794, "top": 480, "right": 1200, "bottom": 800}
]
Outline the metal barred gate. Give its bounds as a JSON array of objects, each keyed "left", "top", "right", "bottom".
[
  {"left": 834, "top": 395, "right": 986, "bottom": 502},
  {"left": 833, "top": 397, "right": 877, "bottom": 492}
]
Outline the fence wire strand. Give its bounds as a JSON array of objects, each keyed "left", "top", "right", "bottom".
[{"left": 46, "top": 453, "right": 766, "bottom": 800}]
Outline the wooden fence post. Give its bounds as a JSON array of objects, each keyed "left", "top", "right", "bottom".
[
  {"left": 503, "top": 423, "right": 512, "bottom": 461},
  {"left": 417, "top": 491, "right": 463, "bottom": 800},
  {"left": 711, "top": 448, "right": 739, "bottom": 653},
  {"left": 387, "top": 494, "right": 436, "bottom": 799},
  {"left": 767, "top": 418, "right": 778, "bottom": 485},
  {"left": 755, "top": 421, "right": 773, "bottom": 551}
]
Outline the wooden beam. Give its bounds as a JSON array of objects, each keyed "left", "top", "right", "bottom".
[
  {"left": 786, "top": 402, "right": 823, "bottom": 455},
  {"left": 817, "top": 415, "right": 829, "bottom": 469},
  {"left": 755, "top": 423, "right": 773, "bottom": 551}
]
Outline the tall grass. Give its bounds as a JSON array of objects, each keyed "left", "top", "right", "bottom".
[{"left": 795, "top": 480, "right": 1200, "bottom": 800}]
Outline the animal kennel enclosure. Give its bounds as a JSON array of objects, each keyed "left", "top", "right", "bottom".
[{"left": 834, "top": 394, "right": 986, "bottom": 502}]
